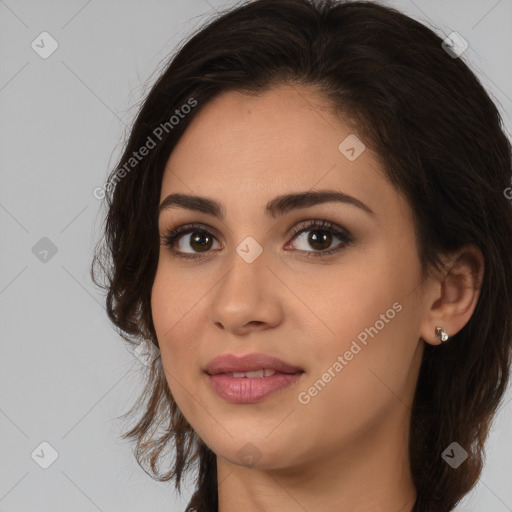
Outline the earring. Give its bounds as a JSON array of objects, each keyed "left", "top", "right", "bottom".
[{"left": 435, "top": 326, "right": 449, "bottom": 343}]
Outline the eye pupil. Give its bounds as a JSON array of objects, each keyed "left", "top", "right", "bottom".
[
  {"left": 309, "top": 230, "right": 332, "bottom": 250},
  {"left": 191, "top": 232, "right": 213, "bottom": 252}
]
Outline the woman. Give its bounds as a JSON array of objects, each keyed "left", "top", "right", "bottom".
[{"left": 91, "top": 1, "right": 512, "bottom": 511}]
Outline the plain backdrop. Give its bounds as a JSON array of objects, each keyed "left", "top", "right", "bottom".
[{"left": 1, "top": 0, "right": 511, "bottom": 511}]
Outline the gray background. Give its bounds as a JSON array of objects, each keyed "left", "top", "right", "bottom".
[{"left": 1, "top": 0, "right": 511, "bottom": 511}]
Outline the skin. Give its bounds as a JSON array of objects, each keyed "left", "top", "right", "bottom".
[{"left": 151, "top": 83, "right": 483, "bottom": 512}]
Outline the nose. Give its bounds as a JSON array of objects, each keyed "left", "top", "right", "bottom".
[{"left": 208, "top": 246, "right": 284, "bottom": 335}]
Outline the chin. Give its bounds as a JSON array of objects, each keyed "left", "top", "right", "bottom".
[{"left": 213, "top": 434, "right": 300, "bottom": 469}]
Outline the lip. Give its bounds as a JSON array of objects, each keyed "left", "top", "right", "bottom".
[
  {"left": 204, "top": 353, "right": 305, "bottom": 404},
  {"left": 204, "top": 353, "right": 304, "bottom": 375}
]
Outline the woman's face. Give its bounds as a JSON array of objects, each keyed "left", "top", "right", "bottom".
[{"left": 152, "top": 84, "right": 430, "bottom": 470}]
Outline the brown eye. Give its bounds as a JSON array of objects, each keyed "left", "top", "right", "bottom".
[
  {"left": 161, "top": 222, "right": 223, "bottom": 260},
  {"left": 287, "top": 220, "right": 353, "bottom": 257},
  {"left": 305, "top": 230, "right": 333, "bottom": 251},
  {"left": 163, "top": 226, "right": 220, "bottom": 257},
  {"left": 186, "top": 231, "right": 214, "bottom": 252}
]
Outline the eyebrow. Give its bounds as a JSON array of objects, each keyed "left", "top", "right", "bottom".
[{"left": 158, "top": 190, "right": 375, "bottom": 219}]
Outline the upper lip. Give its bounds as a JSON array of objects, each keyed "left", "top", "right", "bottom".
[{"left": 204, "top": 353, "right": 304, "bottom": 375}]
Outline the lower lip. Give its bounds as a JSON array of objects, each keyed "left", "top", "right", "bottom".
[{"left": 206, "top": 372, "right": 303, "bottom": 403}]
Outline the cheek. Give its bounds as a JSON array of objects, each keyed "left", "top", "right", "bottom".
[
  {"left": 151, "top": 272, "right": 205, "bottom": 424},
  {"left": 151, "top": 252, "right": 204, "bottom": 335},
  {"left": 294, "top": 300, "right": 420, "bottom": 453},
  {"left": 291, "top": 250, "right": 410, "bottom": 355},
  {"left": 292, "top": 239, "right": 422, "bottom": 412},
  {"left": 150, "top": 260, "right": 204, "bottom": 377}
]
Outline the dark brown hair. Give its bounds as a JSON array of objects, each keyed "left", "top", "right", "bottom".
[{"left": 91, "top": 1, "right": 512, "bottom": 511}]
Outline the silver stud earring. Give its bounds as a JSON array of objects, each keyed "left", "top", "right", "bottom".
[{"left": 435, "top": 326, "right": 449, "bottom": 343}]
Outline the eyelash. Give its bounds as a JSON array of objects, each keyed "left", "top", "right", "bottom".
[{"left": 160, "top": 219, "right": 354, "bottom": 261}]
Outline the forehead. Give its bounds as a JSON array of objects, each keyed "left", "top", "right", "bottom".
[{"left": 160, "top": 84, "right": 396, "bottom": 218}]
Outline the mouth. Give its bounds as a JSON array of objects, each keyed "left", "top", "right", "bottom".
[
  {"left": 204, "top": 352, "right": 304, "bottom": 376},
  {"left": 216, "top": 369, "right": 289, "bottom": 378},
  {"left": 204, "top": 353, "right": 305, "bottom": 403}
]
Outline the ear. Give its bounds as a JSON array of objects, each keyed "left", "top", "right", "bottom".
[{"left": 420, "top": 245, "right": 484, "bottom": 346}]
